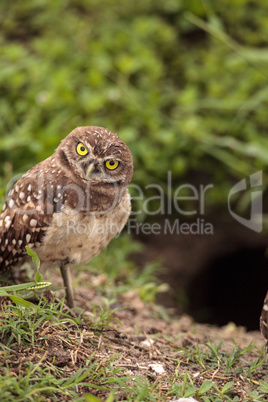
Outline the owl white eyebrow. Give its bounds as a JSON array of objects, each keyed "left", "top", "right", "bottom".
[
  {"left": 102, "top": 156, "right": 123, "bottom": 162},
  {"left": 76, "top": 139, "right": 93, "bottom": 151}
]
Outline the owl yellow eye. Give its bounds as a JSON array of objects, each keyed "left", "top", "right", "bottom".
[
  {"left": 76, "top": 143, "right": 88, "bottom": 156},
  {"left": 105, "top": 160, "right": 119, "bottom": 170}
]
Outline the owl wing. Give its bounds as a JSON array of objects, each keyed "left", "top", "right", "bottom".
[
  {"left": 260, "top": 290, "right": 268, "bottom": 352},
  {"left": 0, "top": 165, "right": 58, "bottom": 272}
]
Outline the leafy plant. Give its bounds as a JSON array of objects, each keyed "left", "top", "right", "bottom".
[
  {"left": 1, "top": 0, "right": 268, "bottom": 216},
  {"left": 0, "top": 247, "right": 51, "bottom": 308}
]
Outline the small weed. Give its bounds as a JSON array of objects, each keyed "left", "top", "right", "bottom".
[{"left": 0, "top": 247, "right": 51, "bottom": 309}]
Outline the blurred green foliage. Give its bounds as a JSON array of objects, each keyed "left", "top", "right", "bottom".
[{"left": 0, "top": 0, "right": 268, "bottom": 209}]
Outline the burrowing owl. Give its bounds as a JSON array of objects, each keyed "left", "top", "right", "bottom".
[
  {"left": 0, "top": 126, "right": 133, "bottom": 307},
  {"left": 260, "top": 290, "right": 268, "bottom": 352}
]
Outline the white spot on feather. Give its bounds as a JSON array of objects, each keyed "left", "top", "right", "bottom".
[
  {"left": 26, "top": 234, "right": 31, "bottom": 243},
  {"left": 5, "top": 220, "right": 12, "bottom": 230},
  {"left": 30, "top": 219, "right": 37, "bottom": 227},
  {"left": 8, "top": 199, "right": 14, "bottom": 208}
]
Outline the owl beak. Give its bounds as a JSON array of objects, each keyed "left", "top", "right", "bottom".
[{"left": 85, "top": 163, "right": 95, "bottom": 179}]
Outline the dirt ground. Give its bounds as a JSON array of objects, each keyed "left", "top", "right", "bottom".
[
  {"left": 1, "top": 271, "right": 267, "bottom": 401},
  {"left": 52, "top": 274, "right": 267, "bottom": 397}
]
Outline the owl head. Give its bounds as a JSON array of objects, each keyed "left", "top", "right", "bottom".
[{"left": 55, "top": 126, "right": 133, "bottom": 211}]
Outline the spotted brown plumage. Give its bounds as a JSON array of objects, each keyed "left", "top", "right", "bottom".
[
  {"left": 0, "top": 170, "right": 53, "bottom": 271},
  {"left": 260, "top": 290, "right": 268, "bottom": 352},
  {"left": 0, "top": 126, "right": 133, "bottom": 307}
]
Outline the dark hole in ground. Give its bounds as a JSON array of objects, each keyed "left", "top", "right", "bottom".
[
  {"left": 132, "top": 215, "right": 268, "bottom": 331},
  {"left": 188, "top": 248, "right": 268, "bottom": 330}
]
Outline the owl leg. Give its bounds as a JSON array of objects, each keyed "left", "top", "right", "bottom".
[{"left": 60, "top": 265, "right": 74, "bottom": 308}]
